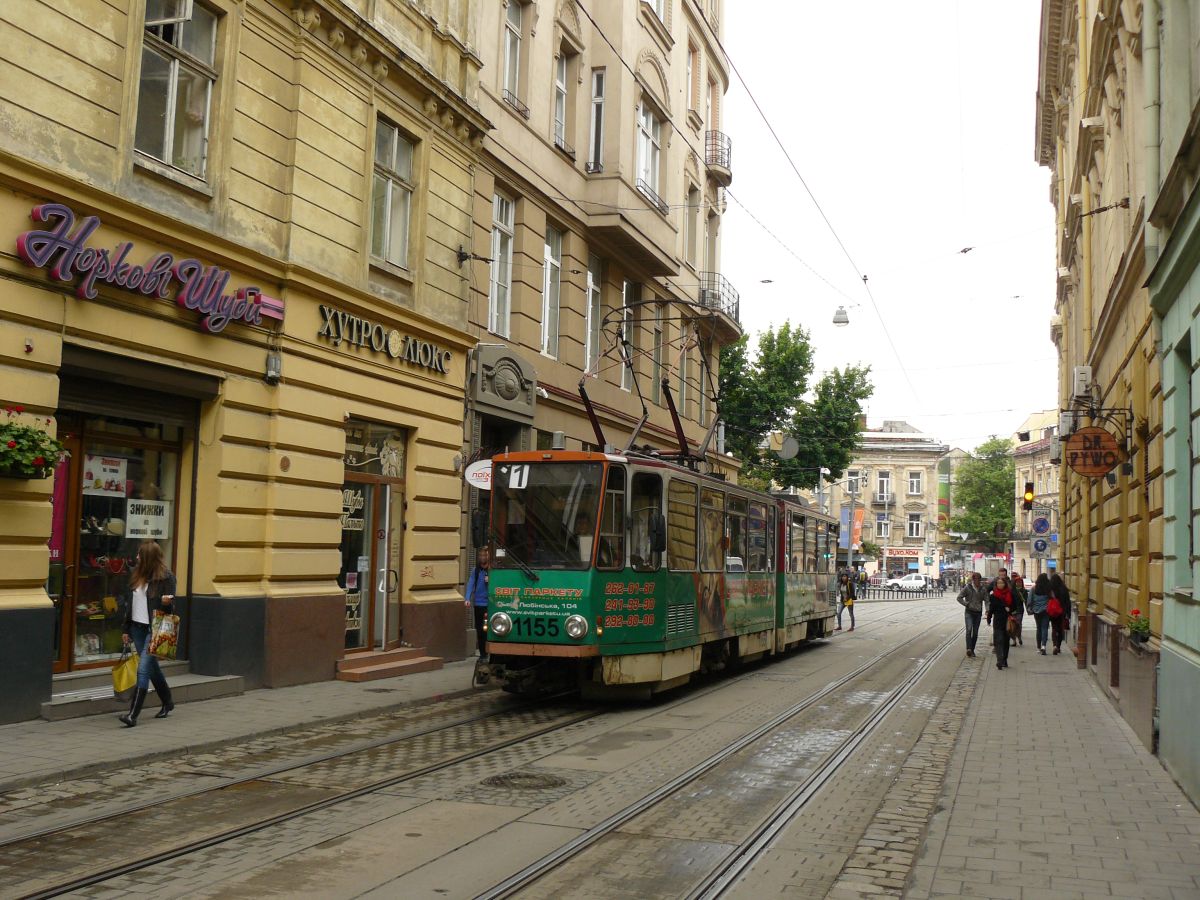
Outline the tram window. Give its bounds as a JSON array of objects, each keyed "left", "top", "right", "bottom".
[
  {"left": 596, "top": 467, "right": 625, "bottom": 570},
  {"left": 630, "top": 472, "right": 663, "bottom": 572},
  {"left": 700, "top": 488, "right": 724, "bottom": 572},
  {"left": 766, "top": 507, "right": 776, "bottom": 573},
  {"left": 667, "top": 480, "right": 698, "bottom": 571},
  {"left": 805, "top": 520, "right": 817, "bottom": 571},
  {"left": 748, "top": 502, "right": 767, "bottom": 572},
  {"left": 789, "top": 512, "right": 804, "bottom": 573},
  {"left": 727, "top": 495, "right": 748, "bottom": 572},
  {"left": 493, "top": 461, "right": 602, "bottom": 571},
  {"left": 816, "top": 525, "right": 828, "bottom": 572}
]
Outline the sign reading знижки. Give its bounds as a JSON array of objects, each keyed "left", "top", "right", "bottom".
[{"left": 16, "top": 203, "right": 285, "bottom": 333}]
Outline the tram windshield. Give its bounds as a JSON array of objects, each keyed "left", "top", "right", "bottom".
[{"left": 491, "top": 461, "right": 604, "bottom": 571}]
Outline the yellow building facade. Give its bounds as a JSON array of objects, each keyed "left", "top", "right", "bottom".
[
  {"left": 0, "top": 0, "right": 486, "bottom": 722},
  {"left": 1036, "top": 0, "right": 1163, "bottom": 749}
]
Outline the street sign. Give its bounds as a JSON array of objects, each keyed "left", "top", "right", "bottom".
[
  {"left": 1032, "top": 516, "right": 1050, "bottom": 535},
  {"left": 1050, "top": 533, "right": 1058, "bottom": 543},
  {"left": 1032, "top": 538, "right": 1049, "bottom": 557},
  {"left": 924, "top": 556, "right": 933, "bottom": 565}
]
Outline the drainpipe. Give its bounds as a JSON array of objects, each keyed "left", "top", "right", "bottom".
[
  {"left": 1075, "top": 0, "right": 1093, "bottom": 666},
  {"left": 1144, "top": 0, "right": 1162, "bottom": 269}
]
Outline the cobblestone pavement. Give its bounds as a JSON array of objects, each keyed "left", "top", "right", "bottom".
[{"left": 908, "top": 643, "right": 1200, "bottom": 900}]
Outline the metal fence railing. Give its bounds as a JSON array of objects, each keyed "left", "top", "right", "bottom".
[{"left": 856, "top": 585, "right": 949, "bottom": 600}]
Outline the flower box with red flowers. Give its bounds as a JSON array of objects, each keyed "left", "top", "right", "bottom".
[
  {"left": 1127, "top": 608, "right": 1151, "bottom": 643},
  {"left": 0, "top": 407, "right": 68, "bottom": 478}
]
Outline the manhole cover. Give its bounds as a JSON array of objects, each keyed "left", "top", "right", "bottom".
[{"left": 481, "top": 771, "right": 569, "bottom": 790}]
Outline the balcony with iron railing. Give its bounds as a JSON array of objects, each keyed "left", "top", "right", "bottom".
[
  {"left": 502, "top": 89, "right": 530, "bottom": 119},
  {"left": 553, "top": 132, "right": 575, "bottom": 161},
  {"left": 636, "top": 178, "right": 669, "bottom": 215},
  {"left": 705, "top": 130, "right": 732, "bottom": 186},
  {"left": 873, "top": 491, "right": 895, "bottom": 506},
  {"left": 698, "top": 271, "right": 741, "bottom": 337}
]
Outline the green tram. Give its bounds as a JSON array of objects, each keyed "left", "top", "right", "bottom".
[{"left": 478, "top": 450, "right": 839, "bottom": 696}]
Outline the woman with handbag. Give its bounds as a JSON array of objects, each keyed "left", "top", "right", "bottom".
[
  {"left": 1028, "top": 573, "right": 1052, "bottom": 654},
  {"left": 118, "top": 539, "right": 177, "bottom": 727},
  {"left": 985, "top": 574, "right": 1015, "bottom": 670},
  {"left": 1047, "top": 573, "right": 1073, "bottom": 655}
]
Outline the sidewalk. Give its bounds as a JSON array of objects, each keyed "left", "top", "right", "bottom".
[
  {"left": 909, "top": 644, "right": 1200, "bottom": 899},
  {"left": 0, "top": 658, "right": 483, "bottom": 793}
]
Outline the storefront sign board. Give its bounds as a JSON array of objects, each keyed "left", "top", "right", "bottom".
[
  {"left": 126, "top": 499, "right": 172, "bottom": 540},
  {"left": 1064, "top": 426, "right": 1125, "bottom": 477},
  {"left": 16, "top": 203, "right": 285, "bottom": 334},
  {"left": 464, "top": 459, "right": 492, "bottom": 490},
  {"left": 317, "top": 304, "right": 452, "bottom": 373},
  {"left": 82, "top": 455, "right": 127, "bottom": 497}
]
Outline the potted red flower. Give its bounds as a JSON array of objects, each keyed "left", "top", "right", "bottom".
[
  {"left": 1127, "top": 608, "right": 1151, "bottom": 645},
  {"left": 0, "top": 407, "right": 67, "bottom": 479}
]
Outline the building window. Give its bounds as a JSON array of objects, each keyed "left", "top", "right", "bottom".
[
  {"left": 847, "top": 469, "right": 861, "bottom": 495},
  {"left": 908, "top": 470, "right": 922, "bottom": 495},
  {"left": 541, "top": 226, "right": 562, "bottom": 357},
  {"left": 370, "top": 119, "right": 415, "bottom": 268},
  {"left": 685, "top": 186, "right": 700, "bottom": 266},
  {"left": 135, "top": 0, "right": 217, "bottom": 178},
  {"left": 488, "top": 193, "right": 515, "bottom": 337},
  {"left": 698, "top": 347, "right": 709, "bottom": 425},
  {"left": 687, "top": 43, "right": 700, "bottom": 112},
  {"left": 877, "top": 471, "right": 891, "bottom": 499},
  {"left": 637, "top": 102, "right": 662, "bottom": 192},
  {"left": 588, "top": 69, "right": 605, "bottom": 172},
  {"left": 585, "top": 253, "right": 603, "bottom": 370},
  {"left": 706, "top": 77, "right": 717, "bottom": 130},
  {"left": 502, "top": 1, "right": 525, "bottom": 111},
  {"left": 678, "top": 340, "right": 689, "bottom": 411},
  {"left": 620, "top": 280, "right": 638, "bottom": 391},
  {"left": 705, "top": 213, "right": 719, "bottom": 271},
  {"left": 651, "top": 303, "right": 664, "bottom": 403},
  {"left": 877, "top": 513, "right": 889, "bottom": 539},
  {"left": 553, "top": 49, "right": 576, "bottom": 154},
  {"left": 907, "top": 514, "right": 922, "bottom": 539},
  {"left": 653, "top": 0, "right": 666, "bottom": 22}
]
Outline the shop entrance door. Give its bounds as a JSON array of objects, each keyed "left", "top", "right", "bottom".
[{"left": 340, "top": 477, "right": 403, "bottom": 653}]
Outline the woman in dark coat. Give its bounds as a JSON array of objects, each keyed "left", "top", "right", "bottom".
[
  {"left": 1047, "top": 572, "right": 1073, "bottom": 655},
  {"left": 119, "top": 539, "right": 177, "bottom": 727},
  {"left": 986, "top": 574, "right": 1015, "bottom": 670}
]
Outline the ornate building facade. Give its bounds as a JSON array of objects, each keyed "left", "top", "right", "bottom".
[
  {"left": 0, "top": 0, "right": 486, "bottom": 721},
  {"left": 1011, "top": 410, "right": 1060, "bottom": 580},
  {"left": 1036, "top": 0, "right": 1163, "bottom": 752}
]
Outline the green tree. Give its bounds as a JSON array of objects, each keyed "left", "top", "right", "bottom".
[
  {"left": 860, "top": 540, "right": 882, "bottom": 560},
  {"left": 947, "top": 436, "right": 1015, "bottom": 551},
  {"left": 718, "top": 324, "right": 872, "bottom": 490}
]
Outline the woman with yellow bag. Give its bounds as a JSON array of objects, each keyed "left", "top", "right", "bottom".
[{"left": 118, "top": 540, "right": 177, "bottom": 727}]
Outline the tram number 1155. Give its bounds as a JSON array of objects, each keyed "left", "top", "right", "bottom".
[{"left": 510, "top": 616, "right": 560, "bottom": 638}]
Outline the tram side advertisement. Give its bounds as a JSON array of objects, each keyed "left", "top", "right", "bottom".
[{"left": 488, "top": 571, "right": 663, "bottom": 643}]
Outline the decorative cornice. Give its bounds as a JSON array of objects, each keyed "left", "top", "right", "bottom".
[{"left": 1035, "top": 0, "right": 1067, "bottom": 166}]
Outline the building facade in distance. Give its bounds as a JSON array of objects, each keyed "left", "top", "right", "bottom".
[
  {"left": 0, "top": 0, "right": 486, "bottom": 721},
  {"left": 1011, "top": 410, "right": 1060, "bottom": 580}
]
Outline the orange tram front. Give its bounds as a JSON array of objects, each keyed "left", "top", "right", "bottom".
[{"left": 477, "top": 451, "right": 839, "bottom": 697}]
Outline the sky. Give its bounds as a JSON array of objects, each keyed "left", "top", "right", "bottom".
[{"left": 720, "top": 0, "right": 1058, "bottom": 453}]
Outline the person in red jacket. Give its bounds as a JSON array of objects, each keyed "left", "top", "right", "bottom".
[{"left": 986, "top": 574, "right": 1015, "bottom": 670}]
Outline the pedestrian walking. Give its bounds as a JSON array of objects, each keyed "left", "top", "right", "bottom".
[
  {"left": 118, "top": 539, "right": 176, "bottom": 727},
  {"left": 465, "top": 547, "right": 490, "bottom": 658},
  {"left": 956, "top": 572, "right": 987, "bottom": 658},
  {"left": 1028, "top": 573, "right": 1052, "bottom": 654},
  {"left": 986, "top": 574, "right": 1015, "bottom": 670},
  {"left": 1009, "top": 573, "right": 1028, "bottom": 646},
  {"left": 836, "top": 573, "right": 856, "bottom": 632},
  {"left": 1047, "top": 572, "right": 1073, "bottom": 655}
]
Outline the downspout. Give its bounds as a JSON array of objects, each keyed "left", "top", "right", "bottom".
[
  {"left": 1144, "top": 0, "right": 1162, "bottom": 269},
  {"left": 1078, "top": 0, "right": 1093, "bottom": 358}
]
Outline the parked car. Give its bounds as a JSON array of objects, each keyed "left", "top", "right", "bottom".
[{"left": 886, "top": 573, "right": 930, "bottom": 592}]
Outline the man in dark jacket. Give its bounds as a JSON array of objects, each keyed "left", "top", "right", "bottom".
[{"left": 956, "top": 572, "right": 988, "bottom": 658}]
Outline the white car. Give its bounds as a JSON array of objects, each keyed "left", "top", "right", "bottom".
[{"left": 886, "top": 573, "right": 929, "bottom": 592}]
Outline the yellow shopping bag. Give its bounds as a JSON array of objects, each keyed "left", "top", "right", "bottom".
[{"left": 111, "top": 651, "right": 138, "bottom": 695}]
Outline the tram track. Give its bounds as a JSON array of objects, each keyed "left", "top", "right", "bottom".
[
  {"left": 0, "top": 599, "right": 941, "bottom": 899},
  {"left": 475, "top": 609, "right": 960, "bottom": 899}
]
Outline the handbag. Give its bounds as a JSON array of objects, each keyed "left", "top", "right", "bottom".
[
  {"left": 148, "top": 610, "right": 180, "bottom": 660},
  {"left": 111, "top": 650, "right": 138, "bottom": 695},
  {"left": 1006, "top": 616, "right": 1019, "bottom": 638}
]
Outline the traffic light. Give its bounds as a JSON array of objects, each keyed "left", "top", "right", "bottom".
[{"left": 1022, "top": 482, "right": 1035, "bottom": 511}]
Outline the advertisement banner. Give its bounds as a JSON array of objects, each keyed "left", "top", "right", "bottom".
[
  {"left": 82, "top": 455, "right": 127, "bottom": 497},
  {"left": 126, "top": 499, "right": 172, "bottom": 540},
  {"left": 839, "top": 507, "right": 865, "bottom": 550}
]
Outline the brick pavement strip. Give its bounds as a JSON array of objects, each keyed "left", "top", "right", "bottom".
[{"left": 827, "top": 652, "right": 984, "bottom": 899}]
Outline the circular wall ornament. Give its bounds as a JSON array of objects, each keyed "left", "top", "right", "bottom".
[
  {"left": 387, "top": 329, "right": 402, "bottom": 358},
  {"left": 494, "top": 362, "right": 521, "bottom": 401}
]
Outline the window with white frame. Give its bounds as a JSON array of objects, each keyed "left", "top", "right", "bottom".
[
  {"left": 588, "top": 69, "right": 605, "bottom": 171},
  {"left": 585, "top": 254, "right": 603, "bottom": 370},
  {"left": 687, "top": 42, "right": 700, "bottom": 111},
  {"left": 553, "top": 50, "right": 574, "bottom": 152},
  {"left": 370, "top": 119, "right": 415, "bottom": 268},
  {"left": 908, "top": 470, "right": 923, "bottom": 495},
  {"left": 651, "top": 303, "right": 664, "bottom": 403},
  {"left": 698, "top": 348, "right": 709, "bottom": 424},
  {"left": 685, "top": 186, "right": 700, "bottom": 266},
  {"left": 678, "top": 340, "right": 689, "bottom": 410},
  {"left": 877, "top": 471, "right": 891, "bottom": 499},
  {"left": 488, "top": 193, "right": 515, "bottom": 337},
  {"left": 653, "top": 0, "right": 666, "bottom": 22},
  {"left": 706, "top": 78, "right": 717, "bottom": 130},
  {"left": 847, "top": 470, "right": 861, "bottom": 495},
  {"left": 620, "top": 280, "right": 638, "bottom": 390},
  {"left": 541, "top": 226, "right": 562, "bottom": 357},
  {"left": 636, "top": 102, "right": 662, "bottom": 192},
  {"left": 907, "top": 513, "right": 922, "bottom": 539},
  {"left": 503, "top": 2, "right": 523, "bottom": 102},
  {"left": 876, "top": 513, "right": 889, "bottom": 539},
  {"left": 136, "top": 0, "right": 217, "bottom": 178}
]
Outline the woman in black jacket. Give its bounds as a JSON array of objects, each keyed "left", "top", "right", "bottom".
[
  {"left": 1047, "top": 573, "right": 1073, "bottom": 655},
  {"left": 986, "top": 574, "right": 1016, "bottom": 670},
  {"left": 119, "top": 539, "right": 177, "bottom": 727}
]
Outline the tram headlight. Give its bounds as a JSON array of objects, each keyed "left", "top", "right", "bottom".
[
  {"left": 564, "top": 614, "right": 589, "bottom": 640},
  {"left": 489, "top": 612, "right": 512, "bottom": 637}
]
